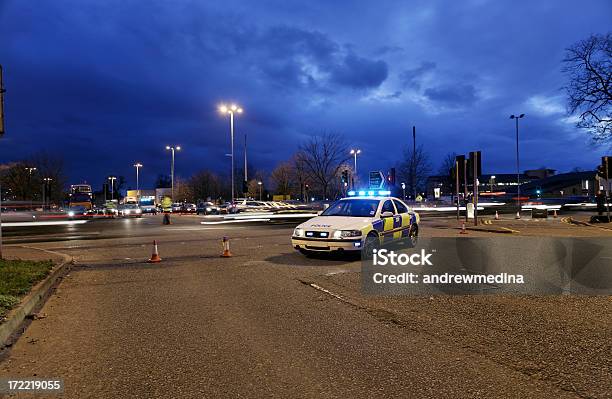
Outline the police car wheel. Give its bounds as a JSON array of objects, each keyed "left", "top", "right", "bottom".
[
  {"left": 363, "top": 233, "right": 380, "bottom": 258},
  {"left": 408, "top": 225, "right": 418, "bottom": 248}
]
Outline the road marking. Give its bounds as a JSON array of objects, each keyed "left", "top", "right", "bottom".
[
  {"left": 201, "top": 219, "right": 270, "bottom": 224},
  {"left": 2, "top": 220, "right": 89, "bottom": 227},
  {"left": 166, "top": 226, "right": 245, "bottom": 230},
  {"left": 308, "top": 283, "right": 348, "bottom": 302}
]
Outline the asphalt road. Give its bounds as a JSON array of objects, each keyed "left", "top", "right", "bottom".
[{"left": 0, "top": 215, "right": 610, "bottom": 398}]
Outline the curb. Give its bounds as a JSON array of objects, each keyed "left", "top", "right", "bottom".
[
  {"left": 464, "top": 226, "right": 518, "bottom": 234},
  {"left": 0, "top": 248, "right": 73, "bottom": 348}
]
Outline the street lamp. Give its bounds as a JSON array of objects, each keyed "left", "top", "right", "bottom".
[
  {"left": 510, "top": 114, "right": 525, "bottom": 215},
  {"left": 257, "top": 181, "right": 263, "bottom": 201},
  {"left": 220, "top": 103, "right": 243, "bottom": 203},
  {"left": 401, "top": 182, "right": 406, "bottom": 199},
  {"left": 24, "top": 167, "right": 37, "bottom": 206},
  {"left": 133, "top": 162, "right": 143, "bottom": 205},
  {"left": 490, "top": 175, "right": 496, "bottom": 193},
  {"left": 108, "top": 176, "right": 117, "bottom": 201},
  {"left": 165, "top": 146, "right": 181, "bottom": 202},
  {"left": 350, "top": 149, "right": 361, "bottom": 175},
  {"left": 42, "top": 177, "right": 52, "bottom": 210}
]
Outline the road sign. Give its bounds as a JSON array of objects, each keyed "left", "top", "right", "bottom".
[{"left": 369, "top": 171, "right": 385, "bottom": 189}]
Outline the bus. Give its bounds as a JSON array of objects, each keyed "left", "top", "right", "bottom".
[{"left": 69, "top": 184, "right": 93, "bottom": 210}]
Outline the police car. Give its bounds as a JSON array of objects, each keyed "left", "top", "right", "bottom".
[{"left": 291, "top": 193, "right": 419, "bottom": 256}]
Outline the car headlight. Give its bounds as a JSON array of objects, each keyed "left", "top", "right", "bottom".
[
  {"left": 136, "top": 209, "right": 141, "bottom": 213},
  {"left": 125, "top": 210, "right": 130, "bottom": 214},
  {"left": 206, "top": 207, "right": 212, "bottom": 212},
  {"left": 293, "top": 228, "right": 304, "bottom": 237},
  {"left": 333, "top": 230, "right": 362, "bottom": 239},
  {"left": 68, "top": 211, "right": 75, "bottom": 217}
]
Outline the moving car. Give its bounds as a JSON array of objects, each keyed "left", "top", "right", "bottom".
[
  {"left": 118, "top": 204, "right": 143, "bottom": 217},
  {"left": 291, "top": 196, "right": 419, "bottom": 256},
  {"left": 197, "top": 202, "right": 220, "bottom": 215},
  {"left": 182, "top": 203, "right": 197, "bottom": 213}
]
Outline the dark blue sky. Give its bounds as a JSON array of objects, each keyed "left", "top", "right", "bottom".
[{"left": 1, "top": 0, "right": 610, "bottom": 190}]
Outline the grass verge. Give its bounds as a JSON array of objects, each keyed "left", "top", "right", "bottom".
[{"left": 0, "top": 259, "right": 54, "bottom": 319}]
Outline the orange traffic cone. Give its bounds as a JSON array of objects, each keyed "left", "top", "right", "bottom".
[
  {"left": 459, "top": 222, "right": 468, "bottom": 234},
  {"left": 553, "top": 209, "right": 558, "bottom": 218},
  {"left": 147, "top": 240, "right": 162, "bottom": 263},
  {"left": 515, "top": 211, "right": 521, "bottom": 219},
  {"left": 495, "top": 211, "right": 499, "bottom": 220},
  {"left": 220, "top": 236, "right": 232, "bottom": 257}
]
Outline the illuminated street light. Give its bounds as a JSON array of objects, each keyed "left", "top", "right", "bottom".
[
  {"left": 257, "top": 181, "right": 263, "bottom": 201},
  {"left": 401, "top": 182, "right": 406, "bottom": 199},
  {"left": 108, "top": 176, "right": 117, "bottom": 201},
  {"left": 133, "top": 162, "right": 143, "bottom": 204},
  {"left": 349, "top": 149, "right": 361, "bottom": 175},
  {"left": 510, "top": 114, "right": 525, "bottom": 215},
  {"left": 165, "top": 146, "right": 181, "bottom": 201},
  {"left": 42, "top": 177, "right": 53, "bottom": 210},
  {"left": 219, "top": 103, "right": 243, "bottom": 203},
  {"left": 490, "top": 175, "right": 496, "bottom": 192},
  {"left": 24, "top": 167, "right": 37, "bottom": 205}
]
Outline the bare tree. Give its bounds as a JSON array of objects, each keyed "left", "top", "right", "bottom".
[
  {"left": 563, "top": 33, "right": 611, "bottom": 143},
  {"left": 189, "top": 170, "right": 223, "bottom": 201},
  {"left": 397, "top": 145, "right": 431, "bottom": 197},
  {"left": 297, "top": 132, "right": 350, "bottom": 198},
  {"left": 270, "top": 161, "right": 293, "bottom": 195},
  {"left": 438, "top": 152, "right": 458, "bottom": 176}
]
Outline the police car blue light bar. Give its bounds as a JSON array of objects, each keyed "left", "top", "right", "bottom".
[{"left": 347, "top": 190, "right": 392, "bottom": 197}]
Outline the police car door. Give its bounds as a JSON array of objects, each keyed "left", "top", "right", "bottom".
[
  {"left": 393, "top": 199, "right": 412, "bottom": 239},
  {"left": 380, "top": 199, "right": 401, "bottom": 243}
]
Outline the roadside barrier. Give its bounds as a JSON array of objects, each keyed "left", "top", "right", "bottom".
[
  {"left": 221, "top": 236, "right": 232, "bottom": 257},
  {"left": 163, "top": 213, "right": 172, "bottom": 225},
  {"left": 147, "top": 240, "right": 162, "bottom": 263}
]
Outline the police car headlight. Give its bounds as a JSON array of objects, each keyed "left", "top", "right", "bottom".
[
  {"left": 333, "top": 230, "right": 362, "bottom": 239},
  {"left": 293, "top": 228, "right": 304, "bottom": 237}
]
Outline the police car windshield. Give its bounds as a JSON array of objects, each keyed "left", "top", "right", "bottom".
[{"left": 321, "top": 199, "right": 380, "bottom": 217}]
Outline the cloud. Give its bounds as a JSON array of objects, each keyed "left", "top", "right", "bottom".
[
  {"left": 330, "top": 53, "right": 388, "bottom": 89},
  {"left": 423, "top": 84, "right": 478, "bottom": 107},
  {"left": 525, "top": 95, "right": 565, "bottom": 116},
  {"left": 399, "top": 61, "right": 436, "bottom": 89}
]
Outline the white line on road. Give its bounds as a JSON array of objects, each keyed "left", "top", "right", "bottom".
[{"left": 2, "top": 220, "right": 89, "bottom": 227}]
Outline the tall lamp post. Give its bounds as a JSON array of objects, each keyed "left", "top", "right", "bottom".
[
  {"left": 258, "top": 181, "right": 263, "bottom": 201},
  {"left": 165, "top": 146, "right": 181, "bottom": 201},
  {"left": 219, "top": 103, "right": 243, "bottom": 203},
  {"left": 350, "top": 149, "right": 361, "bottom": 189},
  {"left": 489, "top": 175, "right": 496, "bottom": 193},
  {"left": 133, "top": 162, "right": 143, "bottom": 204},
  {"left": 401, "top": 182, "right": 406, "bottom": 199},
  {"left": 24, "top": 167, "right": 37, "bottom": 208},
  {"left": 42, "top": 177, "right": 52, "bottom": 210},
  {"left": 510, "top": 114, "right": 525, "bottom": 215},
  {"left": 108, "top": 176, "right": 117, "bottom": 201}
]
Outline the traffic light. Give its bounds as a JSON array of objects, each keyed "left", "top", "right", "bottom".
[
  {"left": 468, "top": 151, "right": 482, "bottom": 180},
  {"left": 0, "top": 65, "right": 5, "bottom": 136},
  {"left": 341, "top": 170, "right": 348, "bottom": 184},
  {"left": 454, "top": 155, "right": 466, "bottom": 183},
  {"left": 388, "top": 168, "right": 396, "bottom": 185}
]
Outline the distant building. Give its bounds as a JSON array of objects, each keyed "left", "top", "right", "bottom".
[
  {"left": 520, "top": 171, "right": 597, "bottom": 197},
  {"left": 524, "top": 168, "right": 556, "bottom": 180}
]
